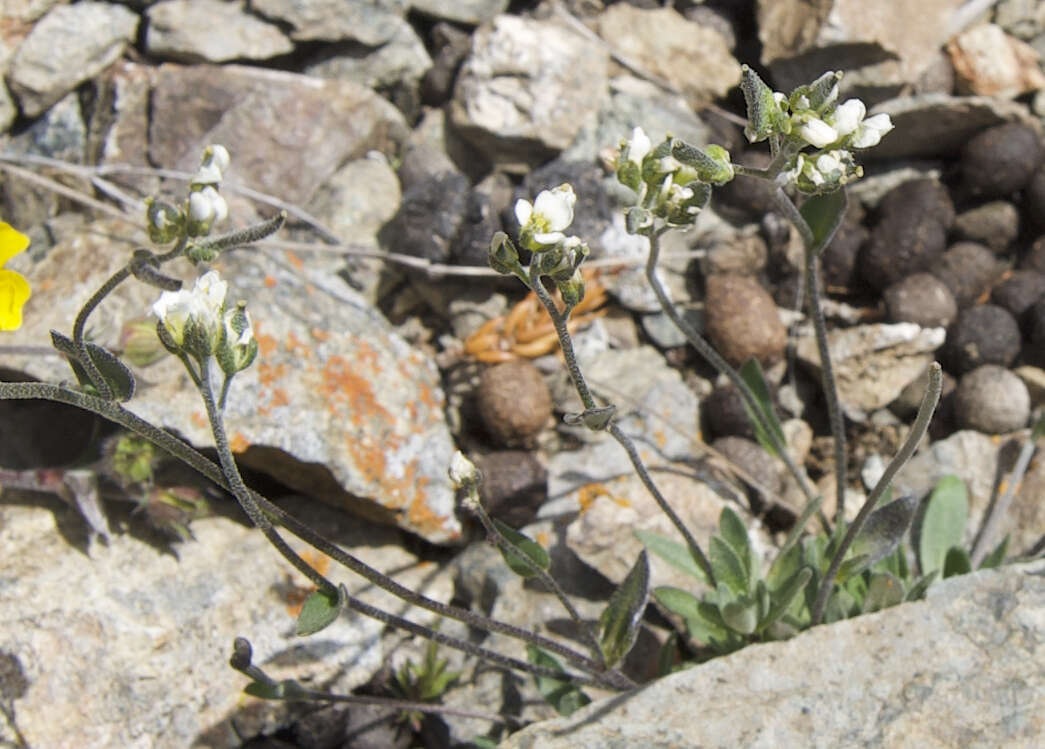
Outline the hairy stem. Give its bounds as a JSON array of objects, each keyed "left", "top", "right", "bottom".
[{"left": 810, "top": 363, "right": 942, "bottom": 625}]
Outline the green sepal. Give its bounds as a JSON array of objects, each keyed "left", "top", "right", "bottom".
[
  {"left": 493, "top": 519, "right": 550, "bottom": 578},
  {"left": 671, "top": 141, "right": 734, "bottom": 185},
  {"left": 740, "top": 65, "right": 790, "bottom": 142},
  {"left": 788, "top": 70, "right": 841, "bottom": 115},
  {"left": 295, "top": 584, "right": 346, "bottom": 636},
  {"left": 50, "top": 330, "right": 136, "bottom": 401},
  {"left": 599, "top": 550, "right": 650, "bottom": 668}
]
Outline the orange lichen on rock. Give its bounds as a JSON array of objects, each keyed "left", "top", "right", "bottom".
[
  {"left": 576, "top": 481, "right": 631, "bottom": 514},
  {"left": 282, "top": 549, "right": 332, "bottom": 617},
  {"left": 229, "top": 431, "right": 250, "bottom": 453}
]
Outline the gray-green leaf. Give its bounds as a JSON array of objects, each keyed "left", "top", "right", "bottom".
[
  {"left": 942, "top": 546, "right": 972, "bottom": 578},
  {"left": 710, "top": 535, "right": 748, "bottom": 596},
  {"left": 799, "top": 189, "right": 847, "bottom": 253},
  {"left": 599, "top": 551, "right": 650, "bottom": 668},
  {"left": 494, "top": 519, "right": 550, "bottom": 578},
  {"left": 738, "top": 357, "right": 787, "bottom": 458},
  {"left": 635, "top": 529, "right": 708, "bottom": 583},
  {"left": 918, "top": 474, "right": 967, "bottom": 577},
  {"left": 526, "top": 646, "right": 591, "bottom": 717},
  {"left": 863, "top": 571, "right": 905, "bottom": 613},
  {"left": 296, "top": 584, "right": 346, "bottom": 636},
  {"left": 850, "top": 495, "right": 917, "bottom": 571}
]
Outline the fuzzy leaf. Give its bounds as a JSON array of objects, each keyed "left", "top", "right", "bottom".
[
  {"left": 51, "top": 330, "right": 136, "bottom": 401},
  {"left": 494, "top": 520, "right": 550, "bottom": 578},
  {"left": 526, "top": 646, "right": 591, "bottom": 717},
  {"left": 760, "top": 567, "right": 812, "bottom": 632},
  {"left": 653, "top": 585, "right": 703, "bottom": 622},
  {"left": 905, "top": 571, "right": 938, "bottom": 601},
  {"left": 799, "top": 189, "right": 847, "bottom": 253},
  {"left": 942, "top": 546, "right": 972, "bottom": 578},
  {"left": 599, "top": 551, "right": 650, "bottom": 668},
  {"left": 979, "top": 536, "right": 1009, "bottom": 569},
  {"left": 863, "top": 571, "right": 905, "bottom": 613},
  {"left": 718, "top": 506, "right": 755, "bottom": 581},
  {"left": 738, "top": 358, "right": 787, "bottom": 457},
  {"left": 850, "top": 495, "right": 918, "bottom": 571},
  {"left": 710, "top": 535, "right": 748, "bottom": 596},
  {"left": 635, "top": 529, "right": 708, "bottom": 583},
  {"left": 721, "top": 597, "right": 759, "bottom": 635},
  {"left": 918, "top": 475, "right": 967, "bottom": 577},
  {"left": 296, "top": 584, "right": 345, "bottom": 636}
]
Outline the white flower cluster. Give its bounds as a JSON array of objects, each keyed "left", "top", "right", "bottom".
[
  {"left": 796, "top": 98, "right": 893, "bottom": 150},
  {"left": 152, "top": 270, "right": 256, "bottom": 374},
  {"left": 515, "top": 184, "right": 581, "bottom": 250}
]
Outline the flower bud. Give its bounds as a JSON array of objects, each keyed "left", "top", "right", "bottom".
[
  {"left": 145, "top": 197, "right": 184, "bottom": 244},
  {"left": 625, "top": 206, "right": 654, "bottom": 235},
  {"left": 740, "top": 65, "right": 790, "bottom": 143},
  {"left": 192, "top": 144, "right": 231, "bottom": 187},
  {"left": 489, "top": 232, "right": 522, "bottom": 275},
  {"left": 617, "top": 126, "right": 652, "bottom": 193},
  {"left": 556, "top": 269, "right": 586, "bottom": 308},
  {"left": 671, "top": 141, "right": 734, "bottom": 185},
  {"left": 789, "top": 71, "right": 841, "bottom": 115},
  {"left": 120, "top": 317, "right": 169, "bottom": 367},
  {"left": 217, "top": 301, "right": 258, "bottom": 375},
  {"left": 448, "top": 450, "right": 481, "bottom": 489}
]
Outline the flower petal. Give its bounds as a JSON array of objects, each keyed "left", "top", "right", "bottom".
[
  {"left": 533, "top": 184, "right": 576, "bottom": 232},
  {"left": 832, "top": 99, "right": 865, "bottom": 136},
  {"left": 0, "top": 222, "right": 30, "bottom": 266},
  {"left": 514, "top": 198, "right": 533, "bottom": 227},
  {"left": 0, "top": 268, "right": 31, "bottom": 331}
]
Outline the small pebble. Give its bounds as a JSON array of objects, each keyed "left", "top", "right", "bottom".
[
  {"left": 821, "top": 216, "right": 869, "bottom": 290},
  {"left": 860, "top": 207, "right": 947, "bottom": 290},
  {"left": 961, "top": 122, "right": 1044, "bottom": 198},
  {"left": 703, "top": 273, "right": 787, "bottom": 366},
  {"left": 713, "top": 149, "right": 778, "bottom": 221},
  {"left": 883, "top": 273, "right": 957, "bottom": 328},
  {"left": 703, "top": 383, "right": 757, "bottom": 440},
  {"left": 1019, "top": 234, "right": 1045, "bottom": 274},
  {"left": 952, "top": 200, "right": 1020, "bottom": 252},
  {"left": 954, "top": 365, "right": 1030, "bottom": 433},
  {"left": 473, "top": 450, "right": 548, "bottom": 528},
  {"left": 476, "top": 359, "right": 553, "bottom": 448},
  {"left": 876, "top": 178, "right": 955, "bottom": 230},
  {"left": 1024, "top": 296, "right": 1045, "bottom": 345},
  {"left": 990, "top": 270, "right": 1045, "bottom": 320},
  {"left": 932, "top": 241, "right": 1004, "bottom": 307},
  {"left": 1022, "top": 161, "right": 1045, "bottom": 230},
  {"left": 702, "top": 232, "right": 768, "bottom": 277},
  {"left": 711, "top": 436, "right": 782, "bottom": 498},
  {"left": 945, "top": 304, "right": 1022, "bottom": 375}
]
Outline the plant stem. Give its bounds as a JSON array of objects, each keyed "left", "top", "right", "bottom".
[
  {"left": 71, "top": 265, "right": 132, "bottom": 400},
  {"left": 467, "top": 492, "right": 608, "bottom": 668},
  {"left": 970, "top": 431, "right": 1038, "bottom": 567},
  {"left": 644, "top": 228, "right": 820, "bottom": 511},
  {"left": 527, "top": 267, "right": 717, "bottom": 587},
  {"left": 810, "top": 362, "right": 942, "bottom": 625},
  {"left": 0, "top": 381, "right": 627, "bottom": 689}
]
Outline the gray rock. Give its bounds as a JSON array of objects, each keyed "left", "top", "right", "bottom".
[
  {"left": 421, "top": 21, "right": 473, "bottom": 105},
  {"left": 640, "top": 307, "right": 703, "bottom": 350},
  {"left": 947, "top": 22, "right": 1045, "bottom": 98},
  {"left": 562, "top": 74, "right": 714, "bottom": 165},
  {"left": 595, "top": 4, "right": 741, "bottom": 110},
  {"left": 397, "top": 106, "right": 470, "bottom": 189},
  {"left": 146, "top": 0, "right": 293, "bottom": 63},
  {"left": 2, "top": 219, "right": 463, "bottom": 544},
  {"left": 796, "top": 322, "right": 946, "bottom": 421},
  {"left": 0, "top": 498, "right": 453, "bottom": 748},
  {"left": 501, "top": 561, "right": 1045, "bottom": 748},
  {"left": 0, "top": 0, "right": 64, "bottom": 23},
  {"left": 954, "top": 364, "right": 1031, "bottom": 433},
  {"left": 305, "top": 17, "right": 432, "bottom": 90},
  {"left": 148, "top": 64, "right": 408, "bottom": 207},
  {"left": 883, "top": 273, "right": 958, "bottom": 328},
  {"left": 704, "top": 273, "right": 787, "bottom": 367},
  {"left": 410, "top": 0, "right": 508, "bottom": 25},
  {"left": 450, "top": 15, "right": 610, "bottom": 171},
  {"left": 86, "top": 62, "right": 159, "bottom": 196},
  {"left": 306, "top": 153, "right": 401, "bottom": 249},
  {"left": 379, "top": 171, "right": 471, "bottom": 264},
  {"left": 868, "top": 94, "right": 1041, "bottom": 162},
  {"left": 897, "top": 428, "right": 1045, "bottom": 556},
  {"left": 758, "top": 0, "right": 965, "bottom": 100},
  {"left": 4, "top": 90, "right": 86, "bottom": 163},
  {"left": 0, "top": 81, "right": 14, "bottom": 132},
  {"left": 251, "top": 0, "right": 407, "bottom": 45},
  {"left": 953, "top": 200, "right": 1021, "bottom": 250},
  {"left": 7, "top": 1, "right": 139, "bottom": 117},
  {"left": 996, "top": 0, "right": 1045, "bottom": 39}
]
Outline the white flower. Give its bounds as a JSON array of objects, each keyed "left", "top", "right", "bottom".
[
  {"left": 515, "top": 183, "right": 577, "bottom": 246},
  {"left": 849, "top": 113, "right": 893, "bottom": 149},
  {"left": 153, "top": 271, "right": 227, "bottom": 351},
  {"left": 192, "top": 144, "right": 231, "bottom": 186},
  {"left": 831, "top": 99, "right": 866, "bottom": 137},
  {"left": 448, "top": 450, "right": 480, "bottom": 489},
  {"left": 815, "top": 151, "right": 844, "bottom": 176},
  {"left": 797, "top": 117, "right": 838, "bottom": 149},
  {"left": 624, "top": 126, "right": 651, "bottom": 166},
  {"left": 189, "top": 188, "right": 217, "bottom": 224}
]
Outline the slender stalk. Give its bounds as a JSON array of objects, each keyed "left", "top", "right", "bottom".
[
  {"left": 810, "top": 363, "right": 942, "bottom": 625},
  {"left": 467, "top": 491, "right": 608, "bottom": 668},
  {"left": 644, "top": 228, "right": 820, "bottom": 510},
  {"left": 970, "top": 432, "right": 1038, "bottom": 567},
  {"left": 772, "top": 188, "right": 848, "bottom": 522},
  {"left": 526, "top": 267, "right": 717, "bottom": 586},
  {"left": 0, "top": 381, "right": 626, "bottom": 688},
  {"left": 71, "top": 265, "right": 132, "bottom": 400}
]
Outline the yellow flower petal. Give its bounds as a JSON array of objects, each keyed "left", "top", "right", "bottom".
[
  {"left": 0, "top": 268, "right": 31, "bottom": 331},
  {"left": 0, "top": 222, "right": 30, "bottom": 266}
]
